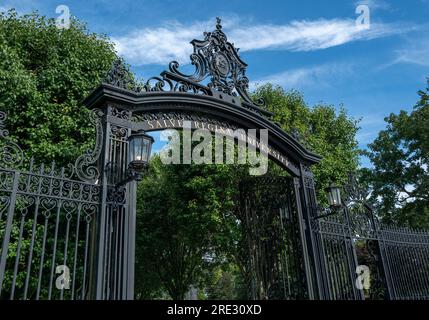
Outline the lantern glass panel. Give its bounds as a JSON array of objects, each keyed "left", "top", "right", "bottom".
[
  {"left": 334, "top": 188, "right": 341, "bottom": 205},
  {"left": 134, "top": 137, "right": 143, "bottom": 162},
  {"left": 141, "top": 138, "right": 149, "bottom": 162},
  {"left": 129, "top": 138, "right": 135, "bottom": 163},
  {"left": 327, "top": 185, "right": 342, "bottom": 207}
]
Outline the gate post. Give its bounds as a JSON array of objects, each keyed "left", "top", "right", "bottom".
[
  {"left": 90, "top": 104, "right": 136, "bottom": 300},
  {"left": 126, "top": 180, "right": 137, "bottom": 300},
  {"left": 298, "top": 164, "right": 329, "bottom": 299},
  {"left": 90, "top": 106, "right": 111, "bottom": 299}
]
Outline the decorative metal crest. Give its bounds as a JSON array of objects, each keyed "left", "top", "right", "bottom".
[
  {"left": 170, "top": 17, "right": 262, "bottom": 105},
  {"left": 103, "top": 18, "right": 265, "bottom": 109}
]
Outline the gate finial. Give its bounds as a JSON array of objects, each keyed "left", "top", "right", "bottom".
[
  {"left": 216, "top": 17, "right": 222, "bottom": 30},
  {"left": 103, "top": 58, "right": 142, "bottom": 92}
]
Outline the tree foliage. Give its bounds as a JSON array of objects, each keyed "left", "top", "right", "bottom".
[
  {"left": 135, "top": 155, "right": 248, "bottom": 299},
  {"left": 362, "top": 80, "right": 429, "bottom": 228},
  {"left": 0, "top": 10, "right": 116, "bottom": 166},
  {"left": 254, "top": 84, "right": 361, "bottom": 200}
]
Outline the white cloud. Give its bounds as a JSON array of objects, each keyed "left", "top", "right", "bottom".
[
  {"left": 113, "top": 17, "right": 412, "bottom": 66},
  {"left": 249, "top": 62, "right": 355, "bottom": 90},
  {"left": 229, "top": 20, "right": 398, "bottom": 52},
  {"left": 393, "top": 39, "right": 429, "bottom": 66},
  {"left": 359, "top": 115, "right": 386, "bottom": 126},
  {"left": 113, "top": 21, "right": 205, "bottom": 65}
]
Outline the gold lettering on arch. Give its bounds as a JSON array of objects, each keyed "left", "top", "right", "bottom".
[{"left": 138, "top": 116, "right": 295, "bottom": 171}]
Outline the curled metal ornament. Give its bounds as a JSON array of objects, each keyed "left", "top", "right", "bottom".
[
  {"left": 102, "top": 18, "right": 266, "bottom": 109},
  {"left": 0, "top": 111, "right": 24, "bottom": 168},
  {"left": 74, "top": 109, "right": 104, "bottom": 183}
]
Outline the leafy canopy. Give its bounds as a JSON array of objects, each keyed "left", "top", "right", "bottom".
[
  {"left": 255, "top": 84, "right": 361, "bottom": 200},
  {"left": 0, "top": 9, "right": 116, "bottom": 166},
  {"left": 363, "top": 80, "right": 429, "bottom": 228}
]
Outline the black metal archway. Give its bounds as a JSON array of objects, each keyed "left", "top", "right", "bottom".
[{"left": 80, "top": 18, "right": 326, "bottom": 300}]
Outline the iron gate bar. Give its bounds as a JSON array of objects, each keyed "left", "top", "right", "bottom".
[
  {"left": 344, "top": 206, "right": 365, "bottom": 300},
  {"left": 0, "top": 171, "right": 19, "bottom": 295},
  {"left": 293, "top": 177, "right": 315, "bottom": 299},
  {"left": 299, "top": 164, "right": 328, "bottom": 299}
]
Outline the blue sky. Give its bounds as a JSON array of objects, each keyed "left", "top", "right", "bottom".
[{"left": 2, "top": 0, "right": 429, "bottom": 167}]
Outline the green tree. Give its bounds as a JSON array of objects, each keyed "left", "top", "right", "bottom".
[
  {"left": 362, "top": 80, "right": 429, "bottom": 228},
  {"left": 0, "top": 9, "right": 117, "bottom": 166},
  {"left": 135, "top": 155, "right": 248, "bottom": 299},
  {"left": 254, "top": 84, "right": 361, "bottom": 200}
]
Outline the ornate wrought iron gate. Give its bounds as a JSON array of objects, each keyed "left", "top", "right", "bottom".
[
  {"left": 0, "top": 110, "right": 101, "bottom": 300},
  {"left": 377, "top": 225, "right": 429, "bottom": 299},
  {"left": 239, "top": 176, "right": 309, "bottom": 300},
  {"left": 1, "top": 17, "right": 428, "bottom": 301},
  {"left": 0, "top": 106, "right": 142, "bottom": 300},
  {"left": 308, "top": 177, "right": 429, "bottom": 300}
]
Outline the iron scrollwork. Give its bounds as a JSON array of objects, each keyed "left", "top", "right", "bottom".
[
  {"left": 0, "top": 110, "right": 102, "bottom": 300},
  {"left": 103, "top": 18, "right": 266, "bottom": 112},
  {"left": 0, "top": 106, "right": 104, "bottom": 184},
  {"left": 74, "top": 108, "right": 104, "bottom": 183},
  {"left": 169, "top": 17, "right": 264, "bottom": 106},
  {"left": 0, "top": 111, "right": 24, "bottom": 168},
  {"left": 104, "top": 59, "right": 143, "bottom": 92}
]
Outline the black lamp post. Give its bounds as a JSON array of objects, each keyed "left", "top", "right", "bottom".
[
  {"left": 314, "top": 181, "right": 343, "bottom": 220},
  {"left": 116, "top": 130, "right": 154, "bottom": 187},
  {"left": 326, "top": 181, "right": 342, "bottom": 209}
]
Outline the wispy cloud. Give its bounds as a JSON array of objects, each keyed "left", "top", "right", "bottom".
[
  {"left": 113, "top": 17, "right": 414, "bottom": 66},
  {"left": 250, "top": 62, "right": 356, "bottom": 91},
  {"left": 378, "top": 35, "right": 429, "bottom": 69},
  {"left": 113, "top": 20, "right": 208, "bottom": 66},
  {"left": 356, "top": 131, "right": 378, "bottom": 145},
  {"left": 393, "top": 39, "right": 429, "bottom": 66},
  {"left": 359, "top": 115, "right": 386, "bottom": 127}
]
